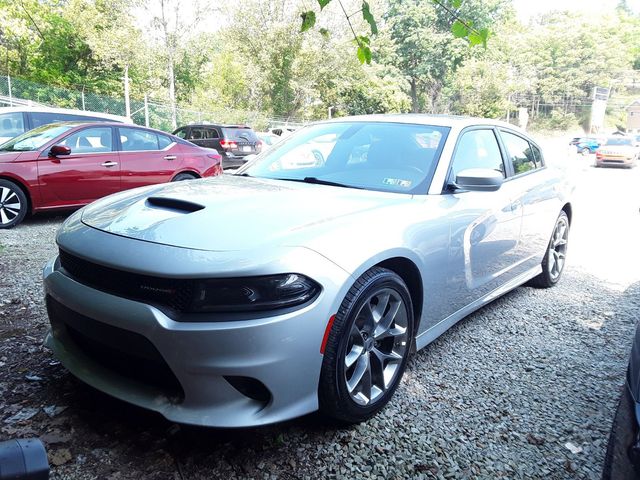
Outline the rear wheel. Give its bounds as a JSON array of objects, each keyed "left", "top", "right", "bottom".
[
  {"left": 581, "top": 148, "right": 590, "bottom": 156},
  {"left": 319, "top": 267, "right": 414, "bottom": 423},
  {"left": 529, "top": 211, "right": 569, "bottom": 288},
  {"left": 171, "top": 172, "right": 198, "bottom": 182},
  {"left": 0, "top": 180, "right": 28, "bottom": 229}
]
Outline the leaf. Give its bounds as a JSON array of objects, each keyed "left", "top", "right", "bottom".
[
  {"left": 451, "top": 0, "right": 462, "bottom": 8},
  {"left": 319, "top": 28, "right": 330, "bottom": 39},
  {"left": 451, "top": 19, "right": 468, "bottom": 38},
  {"left": 362, "top": 1, "right": 378, "bottom": 35},
  {"left": 317, "top": 0, "right": 331, "bottom": 10},
  {"left": 357, "top": 35, "right": 370, "bottom": 46},
  {"left": 468, "top": 27, "right": 489, "bottom": 48},
  {"left": 357, "top": 44, "right": 372, "bottom": 64},
  {"left": 300, "top": 11, "right": 316, "bottom": 33}
]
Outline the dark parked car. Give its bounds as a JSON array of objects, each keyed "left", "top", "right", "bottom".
[
  {"left": 603, "top": 322, "right": 640, "bottom": 480},
  {"left": 0, "top": 122, "right": 222, "bottom": 228},
  {"left": 172, "top": 124, "right": 261, "bottom": 169}
]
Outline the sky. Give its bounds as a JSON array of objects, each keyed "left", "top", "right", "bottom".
[{"left": 513, "top": 0, "right": 640, "bottom": 21}]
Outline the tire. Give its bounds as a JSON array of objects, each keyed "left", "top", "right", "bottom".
[
  {"left": 318, "top": 267, "right": 414, "bottom": 423},
  {"left": 171, "top": 172, "right": 197, "bottom": 182},
  {"left": 581, "top": 148, "right": 590, "bottom": 156},
  {"left": 0, "top": 179, "right": 28, "bottom": 229},
  {"left": 602, "top": 387, "right": 640, "bottom": 480},
  {"left": 529, "top": 211, "right": 569, "bottom": 288}
]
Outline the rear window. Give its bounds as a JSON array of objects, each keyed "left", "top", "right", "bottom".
[{"left": 222, "top": 128, "right": 258, "bottom": 142}]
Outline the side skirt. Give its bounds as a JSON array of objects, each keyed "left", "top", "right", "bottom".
[{"left": 414, "top": 265, "right": 542, "bottom": 351}]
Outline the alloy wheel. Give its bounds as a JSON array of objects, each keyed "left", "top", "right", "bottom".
[
  {"left": 548, "top": 215, "right": 569, "bottom": 281},
  {"left": 343, "top": 288, "right": 409, "bottom": 406},
  {"left": 0, "top": 186, "right": 22, "bottom": 226}
]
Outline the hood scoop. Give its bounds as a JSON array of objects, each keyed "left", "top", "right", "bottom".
[{"left": 146, "top": 196, "right": 204, "bottom": 213}]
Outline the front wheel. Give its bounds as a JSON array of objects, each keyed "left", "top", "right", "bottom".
[
  {"left": 581, "top": 148, "right": 591, "bottom": 156},
  {"left": 0, "top": 180, "right": 28, "bottom": 229},
  {"left": 529, "top": 211, "right": 569, "bottom": 288},
  {"left": 318, "top": 267, "right": 414, "bottom": 423}
]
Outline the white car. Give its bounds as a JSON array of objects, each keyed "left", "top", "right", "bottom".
[
  {"left": 43, "top": 115, "right": 572, "bottom": 427},
  {"left": 0, "top": 106, "right": 130, "bottom": 144}
]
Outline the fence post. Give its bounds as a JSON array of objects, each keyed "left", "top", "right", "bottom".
[
  {"left": 144, "top": 94, "right": 149, "bottom": 128},
  {"left": 81, "top": 86, "right": 86, "bottom": 110},
  {"left": 7, "top": 75, "right": 13, "bottom": 106}
]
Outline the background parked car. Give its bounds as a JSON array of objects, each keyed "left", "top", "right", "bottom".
[
  {"left": 0, "top": 122, "right": 222, "bottom": 228},
  {"left": 574, "top": 137, "right": 601, "bottom": 155},
  {"left": 0, "top": 106, "right": 130, "bottom": 144},
  {"left": 256, "top": 131, "right": 282, "bottom": 150},
  {"left": 173, "top": 123, "right": 261, "bottom": 169},
  {"left": 595, "top": 137, "right": 639, "bottom": 168}
]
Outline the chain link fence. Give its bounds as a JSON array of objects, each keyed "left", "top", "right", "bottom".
[{"left": 0, "top": 75, "right": 306, "bottom": 133}]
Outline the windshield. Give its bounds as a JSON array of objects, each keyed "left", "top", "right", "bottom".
[
  {"left": 0, "top": 123, "right": 74, "bottom": 152},
  {"left": 605, "top": 137, "right": 633, "bottom": 146},
  {"left": 242, "top": 122, "right": 450, "bottom": 194}
]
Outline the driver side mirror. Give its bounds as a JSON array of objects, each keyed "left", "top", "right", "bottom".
[
  {"left": 49, "top": 145, "right": 71, "bottom": 157},
  {"left": 453, "top": 168, "right": 504, "bottom": 192}
]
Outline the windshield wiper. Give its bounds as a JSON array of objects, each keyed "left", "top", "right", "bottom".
[{"left": 272, "top": 176, "right": 362, "bottom": 189}]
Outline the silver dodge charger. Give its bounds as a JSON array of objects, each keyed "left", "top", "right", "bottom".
[{"left": 43, "top": 115, "right": 572, "bottom": 427}]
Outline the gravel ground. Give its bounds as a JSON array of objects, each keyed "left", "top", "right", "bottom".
[{"left": 0, "top": 157, "right": 639, "bottom": 479}]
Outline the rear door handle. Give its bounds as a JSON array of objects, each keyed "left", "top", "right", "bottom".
[
  {"left": 164, "top": 155, "right": 177, "bottom": 161},
  {"left": 101, "top": 161, "right": 118, "bottom": 168}
]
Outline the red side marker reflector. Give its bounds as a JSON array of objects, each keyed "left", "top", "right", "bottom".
[{"left": 320, "top": 314, "right": 337, "bottom": 355}]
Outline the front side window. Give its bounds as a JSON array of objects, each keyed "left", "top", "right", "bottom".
[
  {"left": 501, "top": 131, "right": 538, "bottom": 175},
  {"left": 174, "top": 128, "right": 188, "bottom": 139},
  {"left": 119, "top": 128, "right": 159, "bottom": 151},
  {"left": 58, "top": 127, "right": 113, "bottom": 153},
  {"left": 450, "top": 129, "right": 505, "bottom": 181},
  {"left": 0, "top": 124, "right": 74, "bottom": 152},
  {"left": 0, "top": 112, "right": 25, "bottom": 140},
  {"left": 243, "top": 122, "right": 450, "bottom": 194}
]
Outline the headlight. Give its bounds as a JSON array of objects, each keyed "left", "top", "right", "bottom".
[{"left": 190, "top": 273, "right": 321, "bottom": 312}]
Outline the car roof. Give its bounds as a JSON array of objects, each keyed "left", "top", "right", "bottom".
[
  {"left": 0, "top": 106, "right": 131, "bottom": 123},
  {"left": 177, "top": 124, "right": 253, "bottom": 129},
  {"left": 37, "top": 121, "right": 176, "bottom": 136},
  {"left": 322, "top": 113, "right": 527, "bottom": 132}
]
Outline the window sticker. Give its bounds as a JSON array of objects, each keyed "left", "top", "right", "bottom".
[{"left": 383, "top": 178, "right": 412, "bottom": 188}]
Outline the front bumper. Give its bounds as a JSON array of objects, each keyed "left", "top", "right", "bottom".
[{"left": 43, "top": 245, "right": 351, "bottom": 427}]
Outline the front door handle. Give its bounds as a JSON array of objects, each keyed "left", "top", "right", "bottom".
[
  {"left": 101, "top": 161, "right": 118, "bottom": 168},
  {"left": 164, "top": 155, "right": 177, "bottom": 161}
]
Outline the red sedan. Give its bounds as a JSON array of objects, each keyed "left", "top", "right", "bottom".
[{"left": 0, "top": 122, "right": 222, "bottom": 228}]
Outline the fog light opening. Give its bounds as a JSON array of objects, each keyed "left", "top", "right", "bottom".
[{"left": 224, "top": 376, "right": 271, "bottom": 405}]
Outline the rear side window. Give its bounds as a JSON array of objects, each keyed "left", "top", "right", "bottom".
[
  {"left": 119, "top": 127, "right": 160, "bottom": 151},
  {"left": 222, "top": 128, "right": 258, "bottom": 142},
  {"left": 501, "top": 131, "right": 540, "bottom": 175},
  {"left": 58, "top": 127, "right": 113, "bottom": 153},
  {"left": 450, "top": 129, "right": 505, "bottom": 181},
  {"left": 0, "top": 112, "right": 25, "bottom": 139},
  {"left": 158, "top": 134, "right": 174, "bottom": 149}
]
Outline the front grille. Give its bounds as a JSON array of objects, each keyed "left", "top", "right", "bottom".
[
  {"left": 47, "top": 296, "right": 184, "bottom": 401},
  {"left": 59, "top": 249, "right": 195, "bottom": 313}
]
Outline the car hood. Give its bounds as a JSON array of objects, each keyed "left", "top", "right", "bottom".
[{"left": 81, "top": 175, "right": 411, "bottom": 251}]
